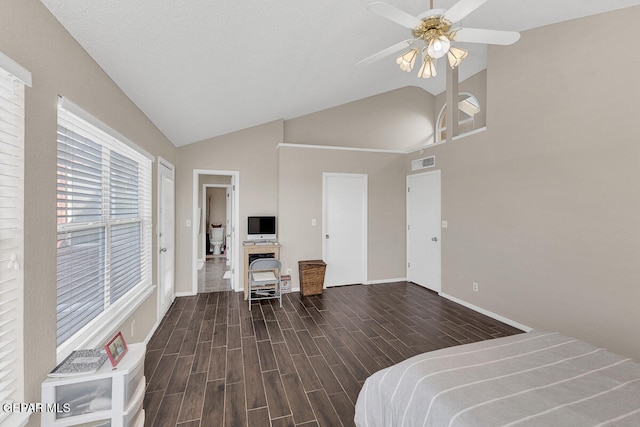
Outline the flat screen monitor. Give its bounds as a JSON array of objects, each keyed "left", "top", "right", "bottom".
[{"left": 247, "top": 216, "right": 276, "bottom": 241}]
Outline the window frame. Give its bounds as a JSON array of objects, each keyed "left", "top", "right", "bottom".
[
  {"left": 435, "top": 92, "right": 484, "bottom": 143},
  {"left": 0, "top": 51, "right": 30, "bottom": 427},
  {"left": 56, "top": 98, "right": 154, "bottom": 363}
]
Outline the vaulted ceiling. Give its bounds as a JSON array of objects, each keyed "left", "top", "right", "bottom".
[{"left": 40, "top": 0, "right": 640, "bottom": 147}]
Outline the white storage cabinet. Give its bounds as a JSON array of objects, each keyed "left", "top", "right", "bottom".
[{"left": 41, "top": 343, "right": 146, "bottom": 427}]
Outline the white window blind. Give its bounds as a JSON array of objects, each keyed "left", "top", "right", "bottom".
[
  {"left": 56, "top": 103, "right": 152, "bottom": 351},
  {"left": 0, "top": 65, "right": 26, "bottom": 424}
]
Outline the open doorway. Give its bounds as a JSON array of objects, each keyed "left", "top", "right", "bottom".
[
  {"left": 192, "top": 170, "right": 240, "bottom": 295},
  {"left": 199, "top": 183, "right": 232, "bottom": 292}
]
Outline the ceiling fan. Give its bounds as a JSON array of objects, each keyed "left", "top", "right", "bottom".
[{"left": 357, "top": 0, "right": 520, "bottom": 78}]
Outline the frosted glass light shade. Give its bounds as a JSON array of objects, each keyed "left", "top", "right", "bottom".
[
  {"left": 396, "top": 48, "right": 419, "bottom": 72},
  {"left": 427, "top": 35, "right": 451, "bottom": 59},
  {"left": 447, "top": 46, "right": 468, "bottom": 68},
  {"left": 417, "top": 56, "right": 437, "bottom": 79}
]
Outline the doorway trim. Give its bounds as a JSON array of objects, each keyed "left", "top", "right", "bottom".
[
  {"left": 192, "top": 169, "right": 240, "bottom": 295},
  {"left": 157, "top": 157, "right": 175, "bottom": 320}
]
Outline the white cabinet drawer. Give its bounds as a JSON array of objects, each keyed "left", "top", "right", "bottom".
[
  {"left": 54, "top": 378, "right": 113, "bottom": 420},
  {"left": 124, "top": 359, "right": 144, "bottom": 405}
]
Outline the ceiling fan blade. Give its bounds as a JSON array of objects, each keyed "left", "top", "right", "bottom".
[
  {"left": 368, "top": 2, "right": 423, "bottom": 29},
  {"left": 452, "top": 28, "right": 520, "bottom": 45},
  {"left": 356, "top": 39, "right": 416, "bottom": 67},
  {"left": 443, "top": 0, "right": 488, "bottom": 23}
]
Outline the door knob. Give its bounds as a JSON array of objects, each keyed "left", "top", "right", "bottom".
[
  {"left": 431, "top": 237, "right": 438, "bottom": 242},
  {"left": 160, "top": 247, "right": 167, "bottom": 253}
]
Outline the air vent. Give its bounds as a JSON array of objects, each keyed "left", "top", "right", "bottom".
[{"left": 411, "top": 155, "right": 435, "bottom": 171}]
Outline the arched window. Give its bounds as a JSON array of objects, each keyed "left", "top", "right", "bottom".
[{"left": 436, "top": 92, "right": 481, "bottom": 143}]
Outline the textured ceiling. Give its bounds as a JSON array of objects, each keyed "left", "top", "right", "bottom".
[{"left": 40, "top": 0, "right": 640, "bottom": 147}]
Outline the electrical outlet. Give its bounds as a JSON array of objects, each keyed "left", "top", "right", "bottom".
[
  {"left": 473, "top": 282, "right": 479, "bottom": 292},
  {"left": 311, "top": 219, "right": 317, "bottom": 226},
  {"left": 287, "top": 268, "right": 292, "bottom": 275}
]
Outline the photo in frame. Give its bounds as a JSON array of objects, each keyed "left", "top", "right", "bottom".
[{"left": 104, "top": 331, "right": 128, "bottom": 367}]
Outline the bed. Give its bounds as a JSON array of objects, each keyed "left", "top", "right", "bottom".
[{"left": 354, "top": 331, "right": 640, "bottom": 426}]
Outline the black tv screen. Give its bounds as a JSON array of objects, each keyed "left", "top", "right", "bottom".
[{"left": 248, "top": 216, "right": 276, "bottom": 236}]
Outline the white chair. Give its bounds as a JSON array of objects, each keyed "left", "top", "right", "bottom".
[{"left": 248, "top": 258, "right": 282, "bottom": 310}]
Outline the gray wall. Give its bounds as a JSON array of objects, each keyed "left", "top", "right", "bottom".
[
  {"left": 410, "top": 6, "right": 640, "bottom": 360},
  {"left": 174, "top": 86, "right": 427, "bottom": 294},
  {"left": 0, "top": 0, "right": 176, "bottom": 420},
  {"left": 277, "top": 146, "right": 407, "bottom": 288},
  {"left": 175, "top": 120, "right": 282, "bottom": 294},
  {"left": 285, "top": 86, "right": 436, "bottom": 151}
]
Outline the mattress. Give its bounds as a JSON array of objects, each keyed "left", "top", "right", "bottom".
[{"left": 354, "top": 331, "right": 640, "bottom": 426}]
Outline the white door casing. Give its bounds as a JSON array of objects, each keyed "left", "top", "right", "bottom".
[
  {"left": 407, "top": 170, "right": 441, "bottom": 292},
  {"left": 192, "top": 169, "right": 240, "bottom": 295},
  {"left": 158, "top": 158, "right": 175, "bottom": 317},
  {"left": 323, "top": 173, "right": 368, "bottom": 287},
  {"left": 225, "top": 185, "right": 233, "bottom": 267}
]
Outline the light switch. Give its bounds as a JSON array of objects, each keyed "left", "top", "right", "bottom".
[
  {"left": 311, "top": 219, "right": 317, "bottom": 226},
  {"left": 186, "top": 219, "right": 191, "bottom": 227},
  {"left": 441, "top": 220, "right": 448, "bottom": 228}
]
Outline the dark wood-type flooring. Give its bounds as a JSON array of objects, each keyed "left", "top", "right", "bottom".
[{"left": 144, "top": 282, "right": 522, "bottom": 427}]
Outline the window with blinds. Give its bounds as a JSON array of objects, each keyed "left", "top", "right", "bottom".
[
  {"left": 0, "top": 62, "right": 26, "bottom": 424},
  {"left": 56, "top": 103, "right": 152, "bottom": 350}
]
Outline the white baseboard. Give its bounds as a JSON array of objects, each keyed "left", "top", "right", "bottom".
[
  {"left": 144, "top": 318, "right": 162, "bottom": 345},
  {"left": 439, "top": 292, "right": 533, "bottom": 332},
  {"left": 367, "top": 277, "right": 407, "bottom": 285},
  {"left": 175, "top": 291, "right": 196, "bottom": 297}
]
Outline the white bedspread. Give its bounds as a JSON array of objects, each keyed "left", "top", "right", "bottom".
[{"left": 355, "top": 331, "right": 640, "bottom": 426}]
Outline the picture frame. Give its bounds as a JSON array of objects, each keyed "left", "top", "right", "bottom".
[{"left": 104, "top": 331, "right": 128, "bottom": 367}]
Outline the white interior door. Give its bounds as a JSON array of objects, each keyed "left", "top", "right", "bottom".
[
  {"left": 158, "top": 160, "right": 175, "bottom": 316},
  {"left": 323, "top": 173, "right": 367, "bottom": 287},
  {"left": 407, "top": 170, "right": 441, "bottom": 292}
]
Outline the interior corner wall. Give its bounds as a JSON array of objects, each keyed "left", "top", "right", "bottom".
[
  {"left": 278, "top": 146, "right": 406, "bottom": 290},
  {"left": 410, "top": 6, "right": 640, "bottom": 360},
  {"left": 0, "top": 0, "right": 177, "bottom": 416},
  {"left": 284, "top": 86, "right": 436, "bottom": 151},
  {"left": 174, "top": 120, "right": 283, "bottom": 295}
]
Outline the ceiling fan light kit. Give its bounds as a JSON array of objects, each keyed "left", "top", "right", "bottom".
[
  {"left": 396, "top": 48, "right": 419, "bottom": 72},
  {"left": 446, "top": 45, "right": 469, "bottom": 68},
  {"left": 359, "top": 0, "right": 520, "bottom": 79},
  {"left": 417, "top": 54, "right": 437, "bottom": 79},
  {"left": 426, "top": 35, "right": 451, "bottom": 59}
]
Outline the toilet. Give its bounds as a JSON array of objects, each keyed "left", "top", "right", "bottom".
[{"left": 209, "top": 224, "right": 225, "bottom": 255}]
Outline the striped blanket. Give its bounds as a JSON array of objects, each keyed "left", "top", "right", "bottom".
[{"left": 355, "top": 331, "right": 640, "bottom": 426}]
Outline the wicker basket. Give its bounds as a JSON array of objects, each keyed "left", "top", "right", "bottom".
[{"left": 298, "top": 260, "right": 326, "bottom": 296}]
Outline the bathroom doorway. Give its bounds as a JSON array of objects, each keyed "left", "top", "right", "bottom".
[
  {"left": 192, "top": 170, "right": 239, "bottom": 295},
  {"left": 199, "top": 182, "right": 232, "bottom": 292}
]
